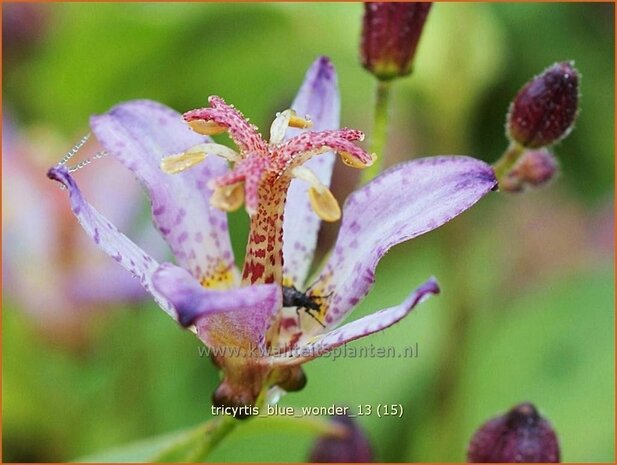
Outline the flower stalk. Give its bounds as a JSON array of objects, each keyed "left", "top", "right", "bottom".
[
  {"left": 492, "top": 141, "right": 525, "bottom": 182},
  {"left": 359, "top": 2, "right": 432, "bottom": 182},
  {"left": 361, "top": 80, "right": 393, "bottom": 183},
  {"left": 150, "top": 416, "right": 238, "bottom": 463}
]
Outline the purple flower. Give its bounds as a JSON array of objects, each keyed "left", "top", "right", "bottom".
[{"left": 48, "top": 57, "right": 497, "bottom": 408}]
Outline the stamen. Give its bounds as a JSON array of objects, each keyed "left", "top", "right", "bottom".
[
  {"left": 270, "top": 110, "right": 314, "bottom": 145},
  {"left": 339, "top": 151, "right": 377, "bottom": 169},
  {"left": 292, "top": 167, "right": 341, "bottom": 222},
  {"left": 210, "top": 182, "right": 245, "bottom": 212},
  {"left": 161, "top": 151, "right": 206, "bottom": 174},
  {"left": 269, "top": 110, "right": 292, "bottom": 144},
  {"left": 308, "top": 187, "right": 341, "bottom": 222},
  {"left": 188, "top": 119, "right": 227, "bottom": 136},
  {"left": 288, "top": 114, "right": 313, "bottom": 129},
  {"left": 161, "top": 143, "right": 240, "bottom": 175}
]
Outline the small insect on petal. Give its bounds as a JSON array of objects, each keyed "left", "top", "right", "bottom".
[
  {"left": 160, "top": 150, "right": 207, "bottom": 174},
  {"left": 188, "top": 119, "right": 227, "bottom": 136},
  {"left": 308, "top": 186, "right": 341, "bottom": 222},
  {"left": 339, "top": 151, "right": 377, "bottom": 169},
  {"left": 210, "top": 183, "right": 245, "bottom": 212}
]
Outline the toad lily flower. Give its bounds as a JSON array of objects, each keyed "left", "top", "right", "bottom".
[{"left": 48, "top": 57, "right": 497, "bottom": 412}]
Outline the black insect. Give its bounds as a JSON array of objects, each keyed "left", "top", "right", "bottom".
[{"left": 282, "top": 285, "right": 328, "bottom": 328}]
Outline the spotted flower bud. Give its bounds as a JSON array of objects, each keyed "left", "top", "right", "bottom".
[
  {"left": 361, "top": 2, "right": 432, "bottom": 80},
  {"left": 310, "top": 414, "right": 373, "bottom": 463},
  {"left": 507, "top": 62, "right": 580, "bottom": 149},
  {"left": 467, "top": 402, "right": 560, "bottom": 462},
  {"left": 501, "top": 149, "right": 559, "bottom": 193}
]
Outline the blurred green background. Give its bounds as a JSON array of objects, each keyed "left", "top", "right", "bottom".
[{"left": 2, "top": 2, "right": 614, "bottom": 462}]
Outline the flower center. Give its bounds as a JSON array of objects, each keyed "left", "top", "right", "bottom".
[{"left": 160, "top": 96, "right": 374, "bottom": 285}]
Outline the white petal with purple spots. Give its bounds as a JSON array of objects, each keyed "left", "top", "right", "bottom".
[
  {"left": 90, "top": 100, "right": 237, "bottom": 284},
  {"left": 282, "top": 56, "right": 340, "bottom": 286},
  {"left": 153, "top": 263, "right": 282, "bottom": 350},
  {"left": 47, "top": 166, "right": 175, "bottom": 318},
  {"left": 315, "top": 156, "right": 497, "bottom": 327}
]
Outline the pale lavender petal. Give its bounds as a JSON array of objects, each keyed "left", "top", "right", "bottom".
[
  {"left": 270, "top": 278, "right": 439, "bottom": 365},
  {"left": 315, "top": 156, "right": 497, "bottom": 327},
  {"left": 282, "top": 56, "right": 340, "bottom": 286},
  {"left": 152, "top": 263, "right": 282, "bottom": 350},
  {"left": 90, "top": 100, "right": 238, "bottom": 284},
  {"left": 47, "top": 166, "right": 175, "bottom": 318}
]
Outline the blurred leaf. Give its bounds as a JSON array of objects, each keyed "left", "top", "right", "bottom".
[
  {"left": 78, "top": 414, "right": 339, "bottom": 462},
  {"left": 77, "top": 426, "right": 195, "bottom": 462},
  {"left": 406, "top": 268, "right": 614, "bottom": 461}
]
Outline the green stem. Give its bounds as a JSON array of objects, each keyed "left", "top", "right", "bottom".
[
  {"left": 185, "top": 415, "right": 238, "bottom": 462},
  {"left": 151, "top": 386, "right": 346, "bottom": 462},
  {"left": 361, "top": 79, "right": 393, "bottom": 183},
  {"left": 492, "top": 141, "right": 525, "bottom": 181},
  {"left": 150, "top": 416, "right": 239, "bottom": 463},
  {"left": 151, "top": 387, "right": 271, "bottom": 462}
]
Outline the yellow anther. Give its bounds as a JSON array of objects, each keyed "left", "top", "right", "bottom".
[
  {"left": 339, "top": 151, "right": 377, "bottom": 169},
  {"left": 291, "top": 166, "right": 341, "bottom": 222},
  {"left": 210, "top": 183, "right": 245, "bottom": 212},
  {"left": 161, "top": 151, "right": 206, "bottom": 174},
  {"left": 188, "top": 120, "right": 227, "bottom": 136},
  {"left": 308, "top": 186, "right": 341, "bottom": 222},
  {"left": 270, "top": 109, "right": 314, "bottom": 144},
  {"left": 288, "top": 114, "right": 313, "bottom": 129}
]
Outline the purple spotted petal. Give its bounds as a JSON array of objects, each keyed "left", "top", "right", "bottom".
[
  {"left": 152, "top": 263, "right": 281, "bottom": 350},
  {"left": 90, "top": 100, "right": 237, "bottom": 284},
  {"left": 282, "top": 56, "right": 339, "bottom": 286},
  {"left": 316, "top": 156, "right": 497, "bottom": 327},
  {"left": 271, "top": 278, "right": 439, "bottom": 365},
  {"left": 47, "top": 166, "right": 175, "bottom": 318}
]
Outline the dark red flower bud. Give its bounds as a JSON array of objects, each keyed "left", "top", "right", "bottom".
[
  {"left": 507, "top": 62, "right": 580, "bottom": 148},
  {"left": 501, "top": 149, "right": 559, "bottom": 193},
  {"left": 361, "top": 2, "right": 432, "bottom": 80},
  {"left": 310, "top": 414, "right": 373, "bottom": 463},
  {"left": 468, "top": 402, "right": 560, "bottom": 462}
]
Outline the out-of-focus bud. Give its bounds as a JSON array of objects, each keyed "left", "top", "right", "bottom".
[
  {"left": 361, "top": 2, "right": 432, "bottom": 80},
  {"left": 501, "top": 149, "right": 559, "bottom": 193},
  {"left": 2, "top": 3, "right": 49, "bottom": 57},
  {"left": 507, "top": 62, "right": 580, "bottom": 149},
  {"left": 467, "top": 402, "right": 560, "bottom": 462},
  {"left": 309, "top": 414, "right": 373, "bottom": 463}
]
